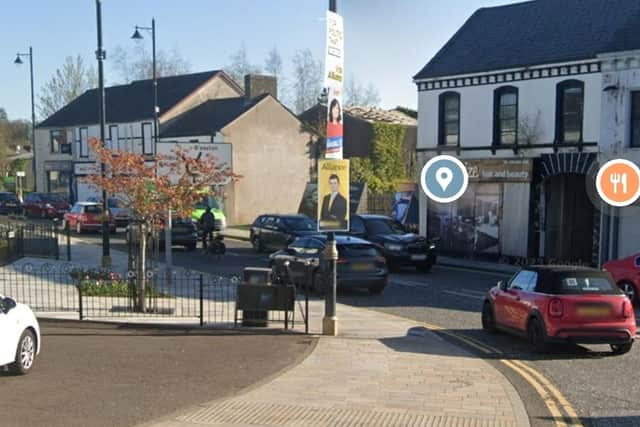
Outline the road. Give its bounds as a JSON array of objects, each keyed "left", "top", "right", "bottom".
[{"left": 15, "top": 221, "right": 640, "bottom": 427}]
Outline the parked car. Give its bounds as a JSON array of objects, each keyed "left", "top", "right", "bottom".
[
  {"left": 192, "top": 194, "right": 226, "bottom": 231},
  {"left": 250, "top": 214, "right": 321, "bottom": 252},
  {"left": 23, "top": 193, "right": 70, "bottom": 219},
  {"left": 482, "top": 266, "right": 636, "bottom": 354},
  {"left": 603, "top": 253, "right": 640, "bottom": 305},
  {"left": 0, "top": 192, "right": 23, "bottom": 215},
  {"left": 0, "top": 295, "right": 41, "bottom": 374},
  {"left": 343, "top": 214, "right": 437, "bottom": 272},
  {"left": 126, "top": 218, "right": 198, "bottom": 251},
  {"left": 87, "top": 197, "right": 132, "bottom": 227},
  {"left": 269, "top": 235, "right": 388, "bottom": 295},
  {"left": 63, "top": 202, "right": 116, "bottom": 234}
]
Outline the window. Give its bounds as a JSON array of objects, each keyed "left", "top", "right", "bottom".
[
  {"left": 438, "top": 92, "right": 460, "bottom": 146},
  {"left": 631, "top": 91, "right": 640, "bottom": 148},
  {"left": 635, "top": 256, "right": 640, "bottom": 268},
  {"left": 79, "top": 127, "right": 88, "bottom": 157},
  {"left": 50, "top": 130, "right": 67, "bottom": 153},
  {"left": 493, "top": 86, "right": 518, "bottom": 145},
  {"left": 556, "top": 80, "right": 584, "bottom": 143},
  {"left": 142, "top": 122, "right": 153, "bottom": 154},
  {"left": 47, "top": 171, "right": 70, "bottom": 194},
  {"left": 509, "top": 270, "right": 534, "bottom": 291},
  {"left": 109, "top": 125, "right": 119, "bottom": 151},
  {"left": 350, "top": 216, "right": 366, "bottom": 234}
]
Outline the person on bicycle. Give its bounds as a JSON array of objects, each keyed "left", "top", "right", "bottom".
[{"left": 199, "top": 207, "right": 216, "bottom": 249}]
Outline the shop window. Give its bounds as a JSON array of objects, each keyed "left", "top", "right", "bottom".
[
  {"left": 50, "top": 129, "right": 67, "bottom": 153},
  {"left": 630, "top": 91, "right": 640, "bottom": 148},
  {"left": 438, "top": 92, "right": 460, "bottom": 146},
  {"left": 555, "top": 80, "right": 584, "bottom": 143},
  {"left": 47, "top": 171, "right": 70, "bottom": 195},
  {"left": 493, "top": 86, "right": 518, "bottom": 145}
]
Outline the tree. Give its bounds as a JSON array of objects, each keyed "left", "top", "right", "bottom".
[
  {"left": 224, "top": 43, "right": 262, "bottom": 87},
  {"left": 0, "top": 109, "right": 29, "bottom": 181},
  {"left": 344, "top": 77, "right": 381, "bottom": 107},
  {"left": 84, "top": 138, "right": 238, "bottom": 311},
  {"left": 38, "top": 55, "right": 97, "bottom": 119},
  {"left": 264, "top": 46, "right": 283, "bottom": 80},
  {"left": 291, "top": 49, "right": 323, "bottom": 114},
  {"left": 110, "top": 45, "right": 191, "bottom": 83}
]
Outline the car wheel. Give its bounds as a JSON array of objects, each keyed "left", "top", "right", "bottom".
[
  {"left": 10, "top": 329, "right": 36, "bottom": 375},
  {"left": 76, "top": 222, "right": 82, "bottom": 234},
  {"left": 416, "top": 261, "right": 433, "bottom": 273},
  {"left": 251, "top": 236, "right": 263, "bottom": 253},
  {"left": 481, "top": 302, "right": 497, "bottom": 333},
  {"left": 312, "top": 270, "right": 326, "bottom": 296},
  {"left": 527, "top": 318, "right": 548, "bottom": 353},
  {"left": 619, "top": 282, "right": 638, "bottom": 305},
  {"left": 610, "top": 342, "right": 633, "bottom": 355}
]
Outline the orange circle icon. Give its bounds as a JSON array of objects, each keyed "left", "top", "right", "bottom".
[{"left": 595, "top": 159, "right": 640, "bottom": 207}]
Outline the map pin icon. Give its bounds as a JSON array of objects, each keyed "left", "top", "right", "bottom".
[{"left": 435, "top": 167, "right": 453, "bottom": 191}]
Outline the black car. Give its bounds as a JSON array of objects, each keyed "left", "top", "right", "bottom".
[
  {"left": 250, "top": 214, "right": 321, "bottom": 252},
  {"left": 126, "top": 218, "right": 198, "bottom": 251},
  {"left": 269, "top": 235, "right": 388, "bottom": 295},
  {"left": 0, "top": 192, "right": 23, "bottom": 215},
  {"left": 344, "top": 214, "right": 437, "bottom": 272}
]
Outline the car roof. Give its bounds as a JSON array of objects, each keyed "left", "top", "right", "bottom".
[
  {"left": 75, "top": 202, "right": 100, "bottom": 206},
  {"left": 305, "top": 235, "right": 372, "bottom": 245},
  {"left": 356, "top": 214, "right": 392, "bottom": 220},
  {"left": 525, "top": 265, "right": 602, "bottom": 273},
  {"left": 259, "top": 214, "right": 312, "bottom": 219}
]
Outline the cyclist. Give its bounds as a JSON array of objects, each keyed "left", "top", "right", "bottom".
[{"left": 199, "top": 206, "right": 216, "bottom": 250}]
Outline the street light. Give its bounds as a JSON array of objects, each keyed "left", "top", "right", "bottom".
[
  {"left": 131, "top": 19, "right": 158, "bottom": 146},
  {"left": 13, "top": 47, "right": 36, "bottom": 191}
]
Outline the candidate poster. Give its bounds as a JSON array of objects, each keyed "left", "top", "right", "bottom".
[
  {"left": 317, "top": 159, "right": 349, "bottom": 232},
  {"left": 325, "top": 11, "right": 344, "bottom": 160}
]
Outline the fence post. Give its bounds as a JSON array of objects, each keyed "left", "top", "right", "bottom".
[
  {"left": 78, "top": 284, "right": 83, "bottom": 320},
  {"left": 66, "top": 221, "right": 71, "bottom": 261},
  {"left": 199, "top": 274, "right": 204, "bottom": 326},
  {"left": 55, "top": 222, "right": 60, "bottom": 261}
]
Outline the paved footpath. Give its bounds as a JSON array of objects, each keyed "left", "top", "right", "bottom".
[{"left": 141, "top": 301, "right": 530, "bottom": 427}]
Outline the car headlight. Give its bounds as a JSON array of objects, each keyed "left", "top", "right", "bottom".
[
  {"left": 384, "top": 243, "right": 404, "bottom": 252},
  {"left": 429, "top": 244, "right": 436, "bottom": 250},
  {"left": 45, "top": 203, "right": 53, "bottom": 209}
]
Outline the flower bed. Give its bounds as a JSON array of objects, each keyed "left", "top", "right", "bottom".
[{"left": 70, "top": 268, "right": 172, "bottom": 298}]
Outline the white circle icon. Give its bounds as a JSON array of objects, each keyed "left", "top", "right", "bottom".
[{"left": 420, "top": 155, "right": 469, "bottom": 203}]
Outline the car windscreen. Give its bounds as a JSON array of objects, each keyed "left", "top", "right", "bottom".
[
  {"left": 195, "top": 196, "right": 220, "bottom": 210},
  {"left": 283, "top": 217, "right": 316, "bottom": 231},
  {"left": 42, "top": 194, "right": 65, "bottom": 202},
  {"left": 366, "top": 218, "right": 406, "bottom": 235},
  {"left": 557, "top": 276, "right": 622, "bottom": 295},
  {"left": 84, "top": 205, "right": 103, "bottom": 214},
  {"left": 338, "top": 244, "right": 380, "bottom": 258},
  {"left": 108, "top": 199, "right": 123, "bottom": 208},
  {"left": 0, "top": 193, "right": 18, "bottom": 201}
]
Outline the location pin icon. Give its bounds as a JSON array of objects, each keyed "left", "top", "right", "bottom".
[{"left": 435, "top": 167, "right": 453, "bottom": 191}]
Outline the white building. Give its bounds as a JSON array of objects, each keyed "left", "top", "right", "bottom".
[{"left": 413, "top": 0, "right": 640, "bottom": 265}]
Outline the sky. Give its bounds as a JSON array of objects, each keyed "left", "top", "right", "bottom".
[{"left": 1, "top": 0, "right": 522, "bottom": 122}]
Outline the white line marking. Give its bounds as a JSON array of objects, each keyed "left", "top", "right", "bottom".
[
  {"left": 441, "top": 290, "right": 484, "bottom": 301},
  {"left": 391, "top": 279, "right": 429, "bottom": 288}
]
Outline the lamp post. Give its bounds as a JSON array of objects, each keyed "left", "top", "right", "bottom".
[
  {"left": 131, "top": 19, "right": 158, "bottom": 147},
  {"left": 13, "top": 47, "right": 36, "bottom": 191},
  {"left": 95, "top": 0, "right": 111, "bottom": 267}
]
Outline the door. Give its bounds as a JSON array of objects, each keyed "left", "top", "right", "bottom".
[
  {"left": 0, "top": 308, "right": 14, "bottom": 365},
  {"left": 271, "top": 217, "right": 288, "bottom": 250},
  {"left": 496, "top": 271, "right": 530, "bottom": 329},
  {"left": 261, "top": 217, "right": 276, "bottom": 250},
  {"left": 512, "top": 271, "right": 538, "bottom": 331}
]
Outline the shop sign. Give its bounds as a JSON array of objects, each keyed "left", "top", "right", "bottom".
[
  {"left": 464, "top": 159, "right": 532, "bottom": 182},
  {"left": 74, "top": 162, "right": 100, "bottom": 176}
]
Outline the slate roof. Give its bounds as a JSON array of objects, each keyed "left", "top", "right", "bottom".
[
  {"left": 38, "top": 70, "right": 231, "bottom": 128},
  {"left": 414, "top": 0, "right": 640, "bottom": 80},
  {"left": 158, "top": 94, "right": 270, "bottom": 138}
]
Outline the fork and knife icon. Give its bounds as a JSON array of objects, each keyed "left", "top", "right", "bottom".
[{"left": 610, "top": 173, "right": 628, "bottom": 194}]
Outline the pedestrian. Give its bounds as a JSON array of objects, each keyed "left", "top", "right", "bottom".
[{"left": 199, "top": 206, "right": 216, "bottom": 250}]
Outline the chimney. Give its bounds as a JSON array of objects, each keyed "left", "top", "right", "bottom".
[{"left": 244, "top": 74, "right": 277, "bottom": 103}]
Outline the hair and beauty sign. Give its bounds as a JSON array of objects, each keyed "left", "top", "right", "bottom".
[{"left": 325, "top": 11, "right": 344, "bottom": 160}]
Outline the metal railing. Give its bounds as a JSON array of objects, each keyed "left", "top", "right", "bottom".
[{"left": 0, "top": 221, "right": 70, "bottom": 265}]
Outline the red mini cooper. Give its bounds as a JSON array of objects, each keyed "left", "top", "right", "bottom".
[{"left": 482, "top": 266, "right": 636, "bottom": 354}]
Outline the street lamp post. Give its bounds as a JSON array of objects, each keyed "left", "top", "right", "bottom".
[
  {"left": 13, "top": 47, "right": 36, "bottom": 191},
  {"left": 95, "top": 0, "right": 111, "bottom": 268}
]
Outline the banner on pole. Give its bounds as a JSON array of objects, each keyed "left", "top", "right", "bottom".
[
  {"left": 325, "top": 11, "right": 344, "bottom": 160},
  {"left": 317, "top": 159, "right": 350, "bottom": 232}
]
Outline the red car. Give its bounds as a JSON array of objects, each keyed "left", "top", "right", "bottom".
[
  {"left": 482, "top": 266, "right": 636, "bottom": 354},
  {"left": 23, "top": 193, "right": 70, "bottom": 219},
  {"left": 63, "top": 202, "right": 116, "bottom": 234},
  {"left": 603, "top": 253, "right": 640, "bottom": 305}
]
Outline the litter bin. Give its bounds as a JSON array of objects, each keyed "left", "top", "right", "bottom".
[{"left": 241, "top": 267, "right": 272, "bottom": 327}]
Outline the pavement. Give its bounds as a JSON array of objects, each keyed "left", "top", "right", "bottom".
[{"left": 6, "top": 233, "right": 532, "bottom": 427}]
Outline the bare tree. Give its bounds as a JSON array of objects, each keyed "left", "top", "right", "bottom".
[
  {"left": 225, "top": 43, "right": 262, "bottom": 86},
  {"left": 264, "top": 46, "right": 283, "bottom": 80},
  {"left": 38, "top": 55, "right": 97, "bottom": 119},
  {"left": 518, "top": 110, "right": 543, "bottom": 145},
  {"left": 291, "top": 49, "right": 323, "bottom": 114},
  {"left": 110, "top": 44, "right": 191, "bottom": 83},
  {"left": 344, "top": 77, "right": 381, "bottom": 107}
]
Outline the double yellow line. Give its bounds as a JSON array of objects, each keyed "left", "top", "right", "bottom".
[{"left": 420, "top": 322, "right": 583, "bottom": 427}]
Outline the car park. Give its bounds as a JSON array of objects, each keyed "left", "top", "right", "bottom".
[
  {"left": 344, "top": 214, "right": 437, "bottom": 272},
  {"left": 482, "top": 266, "right": 636, "bottom": 354},
  {"left": 603, "top": 253, "right": 640, "bottom": 305},
  {"left": 23, "top": 192, "right": 70, "bottom": 219},
  {"left": 63, "top": 202, "right": 116, "bottom": 234},
  {"left": 0, "top": 192, "right": 23, "bottom": 215},
  {"left": 269, "top": 235, "right": 388, "bottom": 295},
  {"left": 0, "top": 295, "right": 41, "bottom": 375},
  {"left": 87, "top": 197, "right": 132, "bottom": 227},
  {"left": 250, "top": 214, "right": 321, "bottom": 252}
]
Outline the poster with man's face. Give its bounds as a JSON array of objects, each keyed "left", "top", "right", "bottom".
[{"left": 318, "top": 159, "right": 350, "bottom": 232}]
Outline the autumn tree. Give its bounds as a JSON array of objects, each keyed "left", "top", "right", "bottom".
[{"left": 84, "top": 138, "right": 237, "bottom": 311}]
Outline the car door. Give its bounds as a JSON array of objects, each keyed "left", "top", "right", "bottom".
[
  {"left": 277, "top": 238, "right": 307, "bottom": 284},
  {"left": 270, "top": 217, "right": 289, "bottom": 250},
  {"left": 0, "top": 302, "right": 15, "bottom": 365},
  {"left": 24, "top": 194, "right": 35, "bottom": 216},
  {"left": 494, "top": 271, "right": 529, "bottom": 329},
  {"left": 260, "top": 217, "right": 276, "bottom": 250},
  {"left": 512, "top": 271, "right": 538, "bottom": 331}
]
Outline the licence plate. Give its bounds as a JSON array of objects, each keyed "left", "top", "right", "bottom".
[
  {"left": 576, "top": 306, "right": 610, "bottom": 317},
  {"left": 411, "top": 254, "right": 427, "bottom": 261},
  {"left": 6, "top": 203, "right": 16, "bottom": 207},
  {"left": 352, "top": 263, "right": 373, "bottom": 272}
]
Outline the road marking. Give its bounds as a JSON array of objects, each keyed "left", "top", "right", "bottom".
[
  {"left": 391, "top": 279, "right": 429, "bottom": 288},
  {"left": 441, "top": 290, "right": 484, "bottom": 300}
]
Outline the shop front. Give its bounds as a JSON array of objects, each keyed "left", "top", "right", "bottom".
[{"left": 43, "top": 161, "right": 73, "bottom": 201}]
